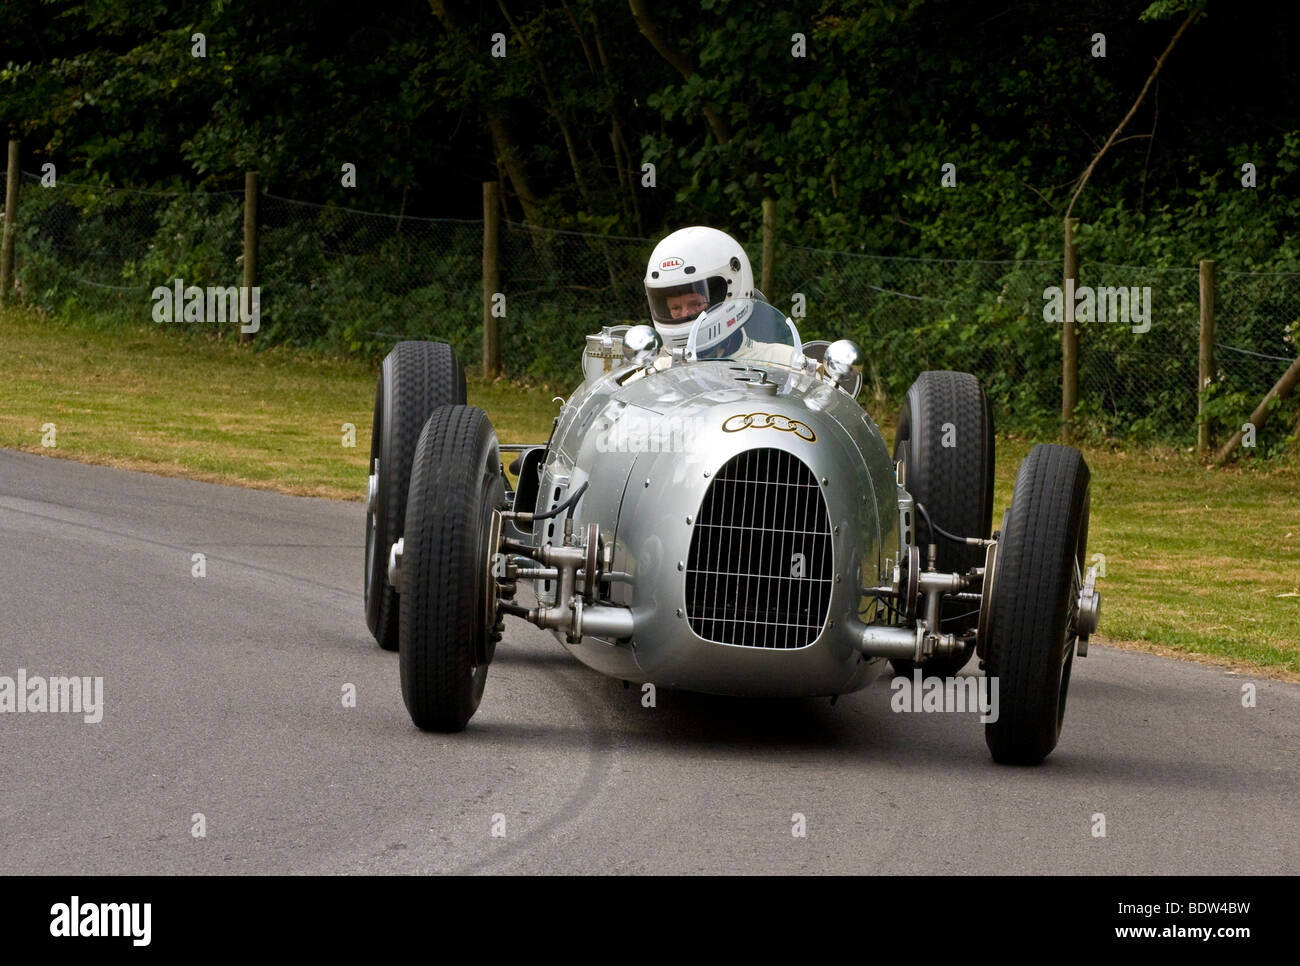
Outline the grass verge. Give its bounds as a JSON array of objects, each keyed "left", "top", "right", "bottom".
[{"left": 0, "top": 306, "right": 557, "bottom": 498}]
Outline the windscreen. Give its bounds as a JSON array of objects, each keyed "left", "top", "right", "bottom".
[{"left": 684, "top": 297, "right": 802, "bottom": 367}]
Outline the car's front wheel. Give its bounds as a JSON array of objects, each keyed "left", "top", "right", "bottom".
[
  {"left": 982, "top": 444, "right": 1090, "bottom": 765},
  {"left": 399, "top": 405, "right": 504, "bottom": 732}
]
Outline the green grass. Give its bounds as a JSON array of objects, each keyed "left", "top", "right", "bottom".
[
  {"left": 2, "top": 305, "right": 1296, "bottom": 676},
  {"left": 991, "top": 436, "right": 1300, "bottom": 676},
  {"left": 0, "top": 305, "right": 556, "bottom": 498}
]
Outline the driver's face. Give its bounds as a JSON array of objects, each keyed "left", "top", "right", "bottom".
[{"left": 666, "top": 292, "right": 709, "bottom": 319}]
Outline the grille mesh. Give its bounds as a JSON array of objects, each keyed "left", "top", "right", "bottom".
[{"left": 685, "top": 448, "right": 833, "bottom": 648}]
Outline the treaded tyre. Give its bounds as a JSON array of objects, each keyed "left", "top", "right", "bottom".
[
  {"left": 891, "top": 370, "right": 994, "bottom": 678},
  {"left": 983, "top": 444, "right": 1090, "bottom": 766},
  {"left": 399, "top": 405, "right": 504, "bottom": 732},
  {"left": 364, "top": 342, "right": 466, "bottom": 650}
]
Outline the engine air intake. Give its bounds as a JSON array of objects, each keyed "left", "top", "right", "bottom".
[{"left": 685, "top": 447, "right": 833, "bottom": 648}]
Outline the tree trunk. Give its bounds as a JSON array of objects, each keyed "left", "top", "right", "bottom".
[
  {"left": 627, "top": 0, "right": 732, "bottom": 147},
  {"left": 498, "top": 0, "right": 595, "bottom": 211},
  {"left": 487, "top": 114, "right": 542, "bottom": 224},
  {"left": 428, "top": 0, "right": 541, "bottom": 223},
  {"left": 593, "top": 7, "right": 642, "bottom": 233}
]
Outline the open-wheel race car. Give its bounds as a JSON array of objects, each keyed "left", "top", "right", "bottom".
[{"left": 363, "top": 297, "right": 1101, "bottom": 765}]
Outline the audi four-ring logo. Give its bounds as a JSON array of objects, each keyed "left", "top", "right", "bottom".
[{"left": 721, "top": 412, "right": 817, "bottom": 441}]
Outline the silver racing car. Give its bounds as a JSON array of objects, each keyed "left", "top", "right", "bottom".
[{"left": 363, "top": 298, "right": 1101, "bottom": 764}]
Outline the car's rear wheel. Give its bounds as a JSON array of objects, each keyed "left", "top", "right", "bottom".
[
  {"left": 983, "top": 444, "right": 1090, "bottom": 765},
  {"left": 891, "top": 370, "right": 994, "bottom": 678},
  {"left": 399, "top": 405, "right": 504, "bottom": 732},
  {"left": 364, "top": 342, "right": 466, "bottom": 650}
]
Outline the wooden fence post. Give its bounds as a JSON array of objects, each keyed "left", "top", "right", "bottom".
[
  {"left": 482, "top": 182, "right": 502, "bottom": 379},
  {"left": 0, "top": 140, "right": 20, "bottom": 306},
  {"left": 1197, "top": 258, "right": 1215, "bottom": 457},
  {"left": 761, "top": 198, "right": 775, "bottom": 298},
  {"left": 241, "top": 171, "right": 258, "bottom": 342},
  {"left": 1062, "top": 217, "right": 1080, "bottom": 441}
]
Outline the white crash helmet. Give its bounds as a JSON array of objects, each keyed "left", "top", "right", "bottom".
[{"left": 644, "top": 226, "right": 754, "bottom": 347}]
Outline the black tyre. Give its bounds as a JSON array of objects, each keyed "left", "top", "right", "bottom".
[
  {"left": 891, "top": 370, "right": 995, "bottom": 678},
  {"left": 400, "top": 405, "right": 505, "bottom": 732},
  {"left": 364, "top": 342, "right": 467, "bottom": 650},
  {"left": 983, "top": 444, "right": 1090, "bottom": 766}
]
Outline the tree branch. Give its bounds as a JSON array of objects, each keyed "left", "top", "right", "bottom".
[
  {"left": 497, "top": 0, "right": 594, "bottom": 208},
  {"left": 627, "top": 0, "right": 731, "bottom": 146},
  {"left": 1139, "top": 80, "right": 1160, "bottom": 212},
  {"left": 559, "top": 0, "right": 598, "bottom": 77},
  {"left": 1020, "top": 179, "right": 1055, "bottom": 211},
  {"left": 1065, "top": 7, "right": 1200, "bottom": 221},
  {"left": 592, "top": 6, "right": 642, "bottom": 232},
  {"left": 428, "top": 0, "right": 541, "bottom": 222}
]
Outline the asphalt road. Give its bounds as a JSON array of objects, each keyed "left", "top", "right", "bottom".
[{"left": 1, "top": 449, "right": 1296, "bottom": 875}]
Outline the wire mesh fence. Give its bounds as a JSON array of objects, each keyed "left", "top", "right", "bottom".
[
  {"left": 1074, "top": 262, "right": 1202, "bottom": 441},
  {"left": 774, "top": 247, "right": 1063, "bottom": 432},
  {"left": 11, "top": 172, "right": 243, "bottom": 319},
  {"left": 257, "top": 193, "right": 484, "bottom": 352},
  {"left": 3, "top": 169, "right": 1297, "bottom": 449},
  {"left": 498, "top": 221, "right": 650, "bottom": 382},
  {"left": 1212, "top": 270, "right": 1300, "bottom": 448}
]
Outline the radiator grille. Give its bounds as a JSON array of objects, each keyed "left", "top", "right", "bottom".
[{"left": 685, "top": 448, "right": 833, "bottom": 648}]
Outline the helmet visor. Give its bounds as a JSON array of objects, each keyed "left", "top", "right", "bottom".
[{"left": 647, "top": 276, "right": 729, "bottom": 326}]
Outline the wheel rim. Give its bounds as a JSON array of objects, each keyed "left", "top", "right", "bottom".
[
  {"left": 469, "top": 442, "right": 503, "bottom": 681},
  {"left": 474, "top": 455, "right": 505, "bottom": 711},
  {"left": 365, "top": 371, "right": 386, "bottom": 622},
  {"left": 364, "top": 460, "right": 378, "bottom": 600},
  {"left": 1056, "top": 533, "right": 1086, "bottom": 731},
  {"left": 1057, "top": 643, "right": 1075, "bottom": 731}
]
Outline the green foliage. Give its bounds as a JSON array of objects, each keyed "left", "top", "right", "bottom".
[
  {"left": 1140, "top": 0, "right": 1208, "bottom": 22},
  {"left": 4, "top": 0, "right": 1300, "bottom": 450}
]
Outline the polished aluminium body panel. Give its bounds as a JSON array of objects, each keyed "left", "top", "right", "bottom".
[{"left": 527, "top": 358, "right": 900, "bottom": 697}]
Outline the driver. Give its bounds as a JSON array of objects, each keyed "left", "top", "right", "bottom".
[{"left": 643, "top": 226, "right": 755, "bottom": 368}]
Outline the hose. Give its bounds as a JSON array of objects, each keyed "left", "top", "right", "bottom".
[{"left": 914, "top": 501, "right": 977, "bottom": 546}]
